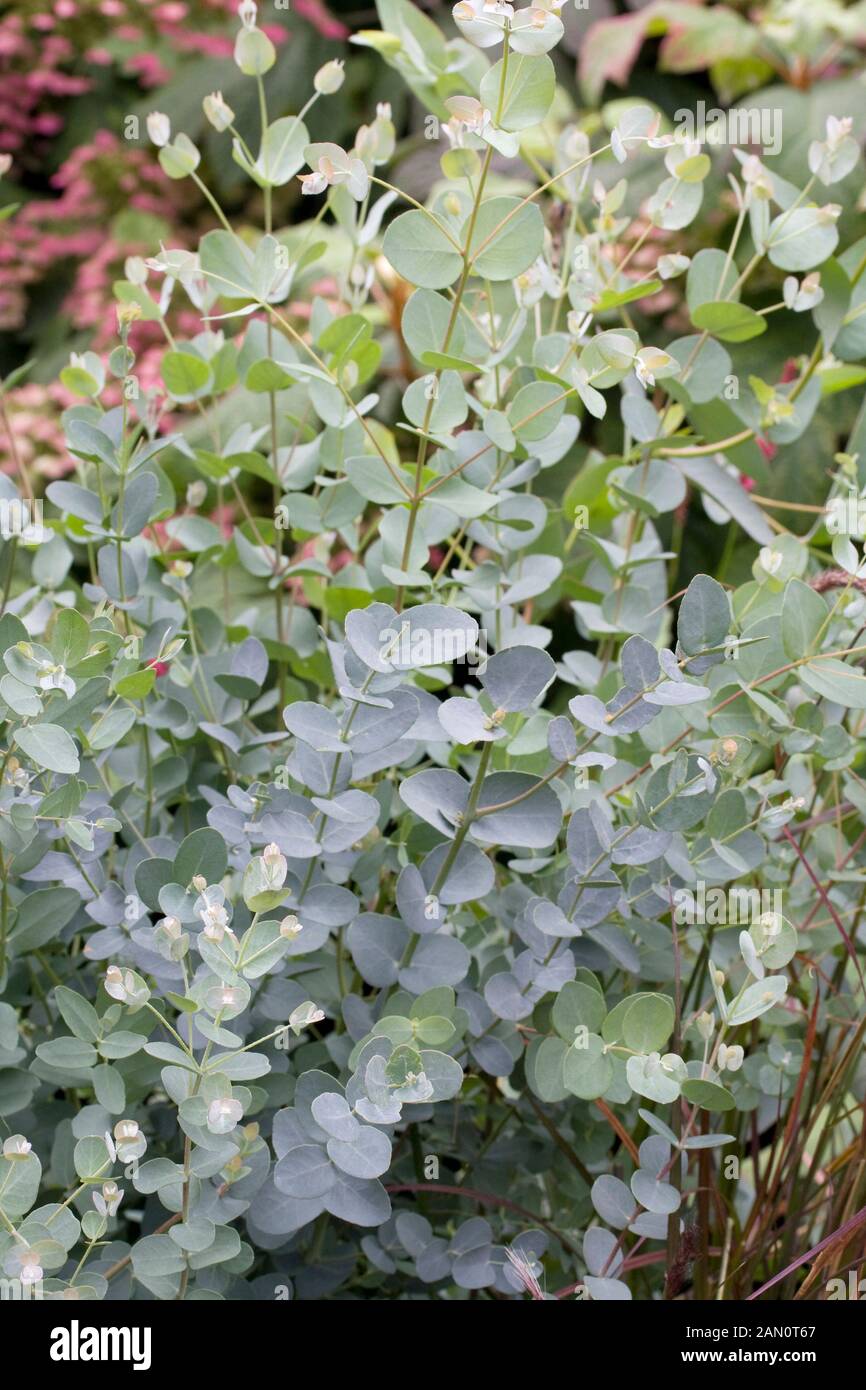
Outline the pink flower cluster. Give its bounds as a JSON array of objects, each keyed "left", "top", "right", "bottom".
[
  {"left": 0, "top": 131, "right": 184, "bottom": 333},
  {"left": 0, "top": 13, "right": 90, "bottom": 164},
  {"left": 0, "top": 382, "right": 71, "bottom": 483}
]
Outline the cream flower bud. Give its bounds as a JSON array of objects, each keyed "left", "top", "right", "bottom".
[
  {"left": 192, "top": 875, "right": 208, "bottom": 892},
  {"left": 262, "top": 842, "right": 288, "bottom": 889},
  {"left": 299, "top": 170, "right": 329, "bottom": 196},
  {"left": 0, "top": 154, "right": 11, "bottom": 177},
  {"left": 186, "top": 480, "right": 207, "bottom": 508},
  {"left": 203, "top": 91, "right": 235, "bottom": 132},
  {"left": 280, "top": 913, "right": 303, "bottom": 939},
  {"left": 717, "top": 1043, "right": 744, "bottom": 1073},
  {"left": 207, "top": 1097, "right": 244, "bottom": 1133},
  {"left": 93, "top": 1180, "right": 122, "bottom": 1217},
  {"left": 146, "top": 112, "right": 171, "bottom": 147},
  {"left": 314, "top": 60, "right": 345, "bottom": 95},
  {"left": 759, "top": 911, "right": 782, "bottom": 938},
  {"left": 115, "top": 1119, "right": 139, "bottom": 1143},
  {"left": 696, "top": 1010, "right": 715, "bottom": 1041}
]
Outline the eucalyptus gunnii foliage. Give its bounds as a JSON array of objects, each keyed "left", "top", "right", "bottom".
[{"left": 2, "top": 0, "right": 866, "bottom": 1303}]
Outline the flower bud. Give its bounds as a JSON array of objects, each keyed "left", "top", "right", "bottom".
[
  {"left": 234, "top": 24, "right": 275, "bottom": 76},
  {"left": 146, "top": 112, "right": 171, "bottom": 147},
  {"left": 207, "top": 1097, "right": 244, "bottom": 1133},
  {"left": 696, "top": 1010, "right": 715, "bottom": 1041},
  {"left": 314, "top": 60, "right": 345, "bottom": 95},
  {"left": 203, "top": 91, "right": 235, "bottom": 132},
  {"left": 186, "top": 480, "right": 207, "bottom": 508}
]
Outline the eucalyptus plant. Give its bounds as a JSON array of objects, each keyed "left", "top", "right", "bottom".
[{"left": 1, "top": 0, "right": 866, "bottom": 1302}]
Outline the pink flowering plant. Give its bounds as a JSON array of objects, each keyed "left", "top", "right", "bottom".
[{"left": 1, "top": 0, "right": 866, "bottom": 1305}]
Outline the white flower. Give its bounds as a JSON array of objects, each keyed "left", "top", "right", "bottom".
[
  {"left": 207, "top": 1097, "right": 244, "bottom": 1134},
  {"left": 289, "top": 1000, "right": 325, "bottom": 1035},
  {"left": 299, "top": 170, "right": 329, "bottom": 196},
  {"left": 238, "top": 0, "right": 257, "bottom": 27},
  {"left": 657, "top": 253, "right": 690, "bottom": 280},
  {"left": 114, "top": 1118, "right": 146, "bottom": 1161},
  {"left": 696, "top": 1011, "right": 715, "bottom": 1041},
  {"left": 279, "top": 913, "right": 303, "bottom": 940},
  {"left": 3, "top": 1135, "right": 31, "bottom": 1158},
  {"left": 445, "top": 95, "right": 491, "bottom": 136},
  {"left": 196, "top": 885, "right": 232, "bottom": 940},
  {"left": 205, "top": 983, "right": 245, "bottom": 1018},
  {"left": 104, "top": 966, "right": 150, "bottom": 1009},
  {"left": 759, "top": 911, "right": 782, "bottom": 939},
  {"left": 262, "top": 841, "right": 288, "bottom": 890},
  {"left": 201, "top": 909, "right": 229, "bottom": 941},
  {"left": 146, "top": 112, "right": 171, "bottom": 148},
  {"left": 186, "top": 480, "right": 207, "bottom": 508},
  {"left": 758, "top": 546, "right": 784, "bottom": 576},
  {"left": 717, "top": 1043, "right": 744, "bottom": 1073},
  {"left": 299, "top": 145, "right": 369, "bottom": 202},
  {"left": 0, "top": 153, "right": 11, "bottom": 177},
  {"left": 93, "top": 1180, "right": 122, "bottom": 1217},
  {"left": 808, "top": 116, "right": 857, "bottom": 184},
  {"left": 635, "top": 346, "right": 676, "bottom": 389},
  {"left": 783, "top": 272, "right": 823, "bottom": 312},
  {"left": 314, "top": 60, "right": 345, "bottom": 95},
  {"left": 203, "top": 91, "right": 235, "bottom": 132},
  {"left": 514, "top": 256, "right": 561, "bottom": 308},
  {"left": 38, "top": 661, "right": 76, "bottom": 699}
]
